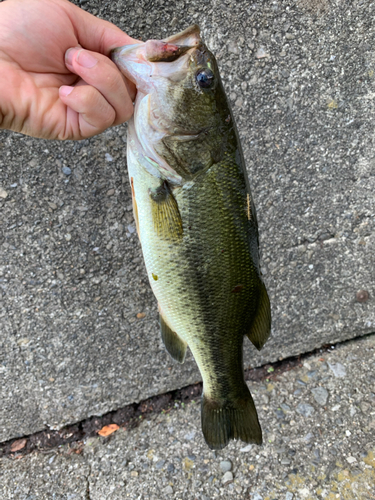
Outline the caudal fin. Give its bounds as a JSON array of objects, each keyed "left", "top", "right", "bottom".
[{"left": 201, "top": 387, "right": 262, "bottom": 450}]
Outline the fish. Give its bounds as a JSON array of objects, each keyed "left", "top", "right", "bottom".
[{"left": 112, "top": 25, "right": 271, "bottom": 450}]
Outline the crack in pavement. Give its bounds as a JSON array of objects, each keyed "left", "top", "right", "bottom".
[{"left": 1, "top": 332, "right": 374, "bottom": 459}]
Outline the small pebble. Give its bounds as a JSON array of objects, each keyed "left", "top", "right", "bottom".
[
  {"left": 328, "top": 362, "right": 347, "bottom": 378},
  {"left": 65, "top": 234, "right": 72, "bottom": 241},
  {"left": 297, "top": 403, "right": 315, "bottom": 417},
  {"left": 220, "top": 460, "right": 232, "bottom": 472},
  {"left": 255, "top": 47, "right": 268, "bottom": 58},
  {"left": 167, "top": 463, "right": 175, "bottom": 473},
  {"left": 105, "top": 153, "right": 114, "bottom": 162},
  {"left": 184, "top": 430, "right": 196, "bottom": 441},
  {"left": 107, "top": 189, "right": 115, "bottom": 196},
  {"left": 221, "top": 471, "right": 233, "bottom": 485},
  {"left": 280, "top": 403, "right": 291, "bottom": 411},
  {"left": 62, "top": 166, "right": 72, "bottom": 176},
  {"left": 280, "top": 458, "right": 291, "bottom": 465},
  {"left": 356, "top": 290, "right": 369, "bottom": 303},
  {"left": 311, "top": 387, "right": 329, "bottom": 406},
  {"left": 163, "top": 485, "right": 173, "bottom": 494},
  {"left": 0, "top": 188, "right": 8, "bottom": 199},
  {"left": 240, "top": 444, "right": 252, "bottom": 452}
]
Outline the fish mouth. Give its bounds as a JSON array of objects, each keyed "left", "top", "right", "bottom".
[
  {"left": 111, "top": 25, "right": 202, "bottom": 85},
  {"left": 111, "top": 24, "right": 201, "bottom": 61}
]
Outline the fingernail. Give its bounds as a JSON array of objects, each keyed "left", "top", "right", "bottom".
[
  {"left": 59, "top": 86, "right": 74, "bottom": 97},
  {"left": 65, "top": 47, "right": 79, "bottom": 66},
  {"left": 76, "top": 49, "right": 98, "bottom": 69}
]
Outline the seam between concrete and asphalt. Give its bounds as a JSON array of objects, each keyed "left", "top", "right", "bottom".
[
  {"left": 1, "top": 332, "right": 373, "bottom": 460},
  {"left": 2, "top": 330, "right": 375, "bottom": 499}
]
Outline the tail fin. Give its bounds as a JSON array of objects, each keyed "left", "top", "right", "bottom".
[{"left": 201, "top": 387, "right": 262, "bottom": 450}]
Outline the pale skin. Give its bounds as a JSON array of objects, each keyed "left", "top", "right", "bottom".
[{"left": 0, "top": 0, "right": 138, "bottom": 140}]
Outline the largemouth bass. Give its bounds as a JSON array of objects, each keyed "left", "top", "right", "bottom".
[{"left": 112, "top": 25, "right": 271, "bottom": 450}]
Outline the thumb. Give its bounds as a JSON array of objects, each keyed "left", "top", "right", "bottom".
[{"left": 61, "top": 1, "right": 140, "bottom": 55}]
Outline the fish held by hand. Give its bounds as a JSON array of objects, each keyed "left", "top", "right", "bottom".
[{"left": 112, "top": 25, "right": 271, "bottom": 450}]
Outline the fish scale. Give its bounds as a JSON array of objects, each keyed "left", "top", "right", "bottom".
[{"left": 112, "top": 25, "right": 271, "bottom": 449}]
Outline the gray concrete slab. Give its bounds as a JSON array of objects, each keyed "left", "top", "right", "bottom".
[
  {"left": 0, "top": 0, "right": 374, "bottom": 441},
  {"left": 1, "top": 334, "right": 375, "bottom": 499}
]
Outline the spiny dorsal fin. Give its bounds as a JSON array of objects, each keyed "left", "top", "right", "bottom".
[
  {"left": 160, "top": 313, "right": 187, "bottom": 364},
  {"left": 149, "top": 181, "right": 183, "bottom": 240},
  {"left": 246, "top": 281, "right": 271, "bottom": 351}
]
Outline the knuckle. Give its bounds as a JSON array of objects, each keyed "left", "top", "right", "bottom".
[
  {"left": 102, "top": 107, "right": 116, "bottom": 127},
  {"left": 114, "top": 102, "right": 133, "bottom": 125}
]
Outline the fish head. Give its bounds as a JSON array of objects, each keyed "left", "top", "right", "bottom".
[{"left": 112, "top": 26, "right": 235, "bottom": 183}]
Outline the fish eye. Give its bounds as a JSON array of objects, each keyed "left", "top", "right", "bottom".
[{"left": 196, "top": 68, "right": 215, "bottom": 89}]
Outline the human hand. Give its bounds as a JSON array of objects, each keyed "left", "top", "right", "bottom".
[{"left": 0, "top": 0, "right": 138, "bottom": 140}]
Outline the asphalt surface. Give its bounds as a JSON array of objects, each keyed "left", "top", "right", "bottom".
[
  {"left": 1, "top": 333, "right": 375, "bottom": 499},
  {"left": 0, "top": 0, "right": 374, "bottom": 469}
]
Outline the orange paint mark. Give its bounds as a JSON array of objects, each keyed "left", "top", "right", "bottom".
[{"left": 97, "top": 424, "right": 119, "bottom": 437}]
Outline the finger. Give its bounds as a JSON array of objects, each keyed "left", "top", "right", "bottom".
[
  {"left": 61, "top": 1, "right": 140, "bottom": 54},
  {"left": 65, "top": 47, "right": 134, "bottom": 124},
  {"left": 58, "top": 84, "right": 117, "bottom": 139}
]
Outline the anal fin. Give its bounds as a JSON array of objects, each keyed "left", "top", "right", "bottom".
[
  {"left": 149, "top": 181, "right": 183, "bottom": 240},
  {"left": 246, "top": 281, "right": 271, "bottom": 350},
  {"left": 160, "top": 313, "right": 187, "bottom": 364}
]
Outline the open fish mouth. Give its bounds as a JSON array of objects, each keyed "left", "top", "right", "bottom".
[{"left": 111, "top": 25, "right": 202, "bottom": 84}]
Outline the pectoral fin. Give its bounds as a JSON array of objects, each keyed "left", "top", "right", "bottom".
[
  {"left": 246, "top": 281, "right": 271, "bottom": 350},
  {"left": 159, "top": 313, "right": 187, "bottom": 364},
  {"left": 149, "top": 181, "right": 183, "bottom": 240}
]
